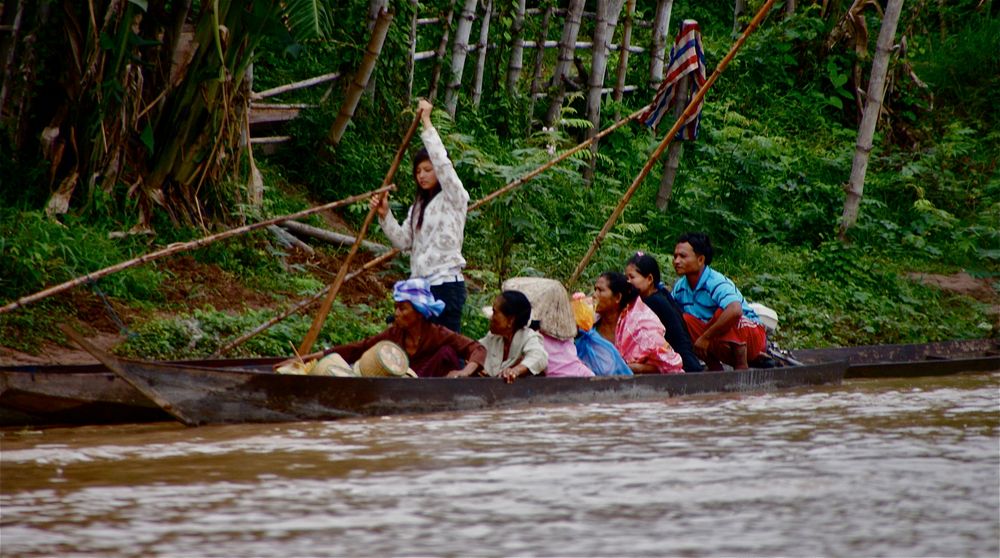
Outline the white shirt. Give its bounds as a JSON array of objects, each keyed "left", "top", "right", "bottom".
[
  {"left": 379, "top": 126, "right": 468, "bottom": 284},
  {"left": 479, "top": 328, "right": 549, "bottom": 377}
]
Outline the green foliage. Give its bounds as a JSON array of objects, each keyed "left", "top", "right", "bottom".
[
  {"left": 0, "top": 210, "right": 164, "bottom": 301},
  {"left": 117, "top": 299, "right": 391, "bottom": 359}
]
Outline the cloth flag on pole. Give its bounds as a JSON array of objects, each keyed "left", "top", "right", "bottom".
[{"left": 640, "top": 20, "right": 707, "bottom": 140}]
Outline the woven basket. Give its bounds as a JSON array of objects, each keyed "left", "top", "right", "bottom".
[
  {"left": 353, "top": 341, "right": 414, "bottom": 378},
  {"left": 311, "top": 352, "right": 356, "bottom": 377},
  {"left": 501, "top": 277, "right": 577, "bottom": 340}
]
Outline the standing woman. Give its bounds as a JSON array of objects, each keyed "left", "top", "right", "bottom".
[
  {"left": 371, "top": 99, "right": 469, "bottom": 332},
  {"left": 624, "top": 252, "right": 704, "bottom": 372}
]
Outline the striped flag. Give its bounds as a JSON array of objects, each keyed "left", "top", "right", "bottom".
[{"left": 640, "top": 20, "right": 707, "bottom": 140}]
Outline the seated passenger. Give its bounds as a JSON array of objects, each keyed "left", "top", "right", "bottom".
[
  {"left": 479, "top": 290, "right": 548, "bottom": 383},
  {"left": 502, "top": 277, "right": 594, "bottom": 377},
  {"left": 670, "top": 232, "right": 767, "bottom": 371},
  {"left": 322, "top": 278, "right": 486, "bottom": 378},
  {"left": 592, "top": 272, "right": 684, "bottom": 374},
  {"left": 625, "top": 252, "right": 704, "bottom": 372}
]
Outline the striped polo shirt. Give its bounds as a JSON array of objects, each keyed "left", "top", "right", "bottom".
[{"left": 671, "top": 266, "right": 760, "bottom": 323}]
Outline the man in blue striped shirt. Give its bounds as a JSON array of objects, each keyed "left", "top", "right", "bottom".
[{"left": 671, "top": 232, "right": 767, "bottom": 371}]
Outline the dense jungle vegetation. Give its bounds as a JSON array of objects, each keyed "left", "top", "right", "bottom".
[{"left": 0, "top": 0, "right": 997, "bottom": 358}]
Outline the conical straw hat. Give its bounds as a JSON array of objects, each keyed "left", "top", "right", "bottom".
[{"left": 501, "top": 277, "right": 577, "bottom": 340}]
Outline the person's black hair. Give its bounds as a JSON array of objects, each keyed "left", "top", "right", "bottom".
[
  {"left": 626, "top": 252, "right": 661, "bottom": 286},
  {"left": 599, "top": 271, "right": 638, "bottom": 310},
  {"left": 497, "top": 290, "right": 533, "bottom": 331},
  {"left": 677, "top": 232, "right": 714, "bottom": 266},
  {"left": 411, "top": 147, "right": 442, "bottom": 230}
]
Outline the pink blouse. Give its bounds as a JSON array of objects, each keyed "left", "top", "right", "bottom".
[
  {"left": 540, "top": 333, "right": 594, "bottom": 377},
  {"left": 615, "top": 297, "right": 684, "bottom": 374}
]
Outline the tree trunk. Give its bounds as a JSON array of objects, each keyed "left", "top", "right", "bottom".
[
  {"left": 506, "top": 0, "right": 528, "bottom": 93},
  {"left": 838, "top": 0, "right": 904, "bottom": 239},
  {"left": 544, "top": 0, "right": 586, "bottom": 127},
  {"left": 472, "top": 0, "right": 494, "bottom": 108},
  {"left": 406, "top": 0, "right": 419, "bottom": 103},
  {"left": 655, "top": 75, "right": 690, "bottom": 211},
  {"left": 428, "top": 1, "right": 456, "bottom": 101},
  {"left": 527, "top": 4, "right": 554, "bottom": 124},
  {"left": 365, "top": 0, "right": 389, "bottom": 98},
  {"left": 444, "top": 0, "right": 479, "bottom": 117},
  {"left": 327, "top": 8, "right": 393, "bottom": 145},
  {"left": 0, "top": 0, "right": 26, "bottom": 117},
  {"left": 734, "top": 0, "right": 747, "bottom": 35},
  {"left": 612, "top": 0, "right": 636, "bottom": 105},
  {"left": 648, "top": 0, "right": 674, "bottom": 87},
  {"left": 584, "top": 0, "right": 626, "bottom": 180},
  {"left": 786, "top": 0, "right": 797, "bottom": 18}
]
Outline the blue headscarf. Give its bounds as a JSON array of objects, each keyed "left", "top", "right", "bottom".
[{"left": 392, "top": 278, "right": 446, "bottom": 318}]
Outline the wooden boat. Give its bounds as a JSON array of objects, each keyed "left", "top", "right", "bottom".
[
  {"left": 789, "top": 338, "right": 998, "bottom": 378},
  {"left": 3, "top": 337, "right": 994, "bottom": 427},
  {"left": 64, "top": 354, "right": 848, "bottom": 427}
]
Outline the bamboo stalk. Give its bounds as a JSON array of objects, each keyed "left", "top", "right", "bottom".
[
  {"left": 406, "top": 0, "right": 418, "bottom": 103},
  {"left": 251, "top": 72, "right": 341, "bottom": 100},
  {"left": 444, "top": 0, "right": 479, "bottom": 116},
  {"left": 527, "top": 4, "right": 554, "bottom": 120},
  {"left": 471, "top": 0, "right": 494, "bottom": 108},
  {"left": 327, "top": 8, "right": 393, "bottom": 145},
  {"left": 0, "top": 185, "right": 395, "bottom": 315},
  {"left": 299, "top": 112, "right": 421, "bottom": 355},
  {"left": 584, "top": 0, "right": 627, "bottom": 180},
  {"left": 654, "top": 74, "right": 690, "bottom": 211},
  {"left": 545, "top": 0, "right": 586, "bottom": 127},
  {"left": 613, "top": 0, "right": 637, "bottom": 104},
  {"left": 428, "top": 1, "right": 456, "bottom": 100},
  {"left": 506, "top": 0, "right": 528, "bottom": 93},
  {"left": 838, "top": 0, "right": 904, "bottom": 238},
  {"left": 567, "top": 0, "right": 779, "bottom": 288},
  {"left": 648, "top": 0, "right": 674, "bottom": 87}
]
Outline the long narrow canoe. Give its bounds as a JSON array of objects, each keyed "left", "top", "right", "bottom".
[
  {"left": 790, "top": 338, "right": 998, "bottom": 378},
  {"left": 67, "top": 353, "right": 848, "bottom": 426},
  {"left": 2, "top": 338, "right": 994, "bottom": 427}
]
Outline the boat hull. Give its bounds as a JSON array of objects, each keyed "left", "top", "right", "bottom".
[{"left": 97, "top": 359, "right": 848, "bottom": 426}]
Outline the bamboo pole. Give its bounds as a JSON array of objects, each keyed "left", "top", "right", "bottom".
[
  {"left": 471, "top": 0, "right": 494, "bottom": 108},
  {"left": 613, "top": 0, "right": 636, "bottom": 104},
  {"left": 251, "top": 72, "right": 341, "bottom": 100},
  {"left": 428, "top": 1, "right": 457, "bottom": 101},
  {"left": 506, "top": 0, "right": 528, "bottom": 93},
  {"left": 648, "top": 0, "right": 674, "bottom": 87},
  {"left": 406, "top": 0, "right": 418, "bottom": 103},
  {"left": 0, "top": 185, "right": 396, "bottom": 315},
  {"left": 327, "top": 8, "right": 393, "bottom": 145},
  {"left": 299, "top": 112, "right": 422, "bottom": 355},
  {"left": 838, "top": 0, "right": 904, "bottom": 239},
  {"left": 444, "top": 0, "right": 479, "bottom": 116},
  {"left": 584, "top": 0, "right": 627, "bottom": 180},
  {"left": 567, "top": 0, "right": 778, "bottom": 288},
  {"left": 527, "top": 4, "right": 554, "bottom": 121},
  {"left": 545, "top": 0, "right": 587, "bottom": 127},
  {"left": 470, "top": 105, "right": 648, "bottom": 211},
  {"left": 214, "top": 250, "right": 400, "bottom": 356},
  {"left": 221, "top": 106, "right": 650, "bottom": 353},
  {"left": 654, "top": 74, "right": 690, "bottom": 211}
]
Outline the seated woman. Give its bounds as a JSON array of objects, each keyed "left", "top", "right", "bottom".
[
  {"left": 625, "top": 252, "right": 704, "bottom": 372},
  {"left": 593, "top": 272, "right": 683, "bottom": 374},
  {"left": 671, "top": 232, "right": 767, "bottom": 371},
  {"left": 502, "top": 277, "right": 594, "bottom": 378},
  {"left": 322, "top": 278, "right": 486, "bottom": 378},
  {"left": 479, "top": 290, "right": 548, "bottom": 383}
]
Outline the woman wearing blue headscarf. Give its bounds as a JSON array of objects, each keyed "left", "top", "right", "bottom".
[{"left": 318, "top": 279, "right": 486, "bottom": 378}]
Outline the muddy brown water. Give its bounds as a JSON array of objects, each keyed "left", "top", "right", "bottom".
[{"left": 1, "top": 373, "right": 997, "bottom": 557}]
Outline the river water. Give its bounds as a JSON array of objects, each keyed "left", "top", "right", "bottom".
[{"left": 1, "top": 373, "right": 997, "bottom": 557}]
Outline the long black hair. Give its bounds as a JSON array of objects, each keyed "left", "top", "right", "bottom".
[
  {"left": 599, "top": 271, "right": 639, "bottom": 310},
  {"left": 497, "top": 290, "right": 533, "bottom": 331},
  {"left": 626, "top": 252, "right": 661, "bottom": 286},
  {"left": 411, "top": 147, "right": 442, "bottom": 231}
]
